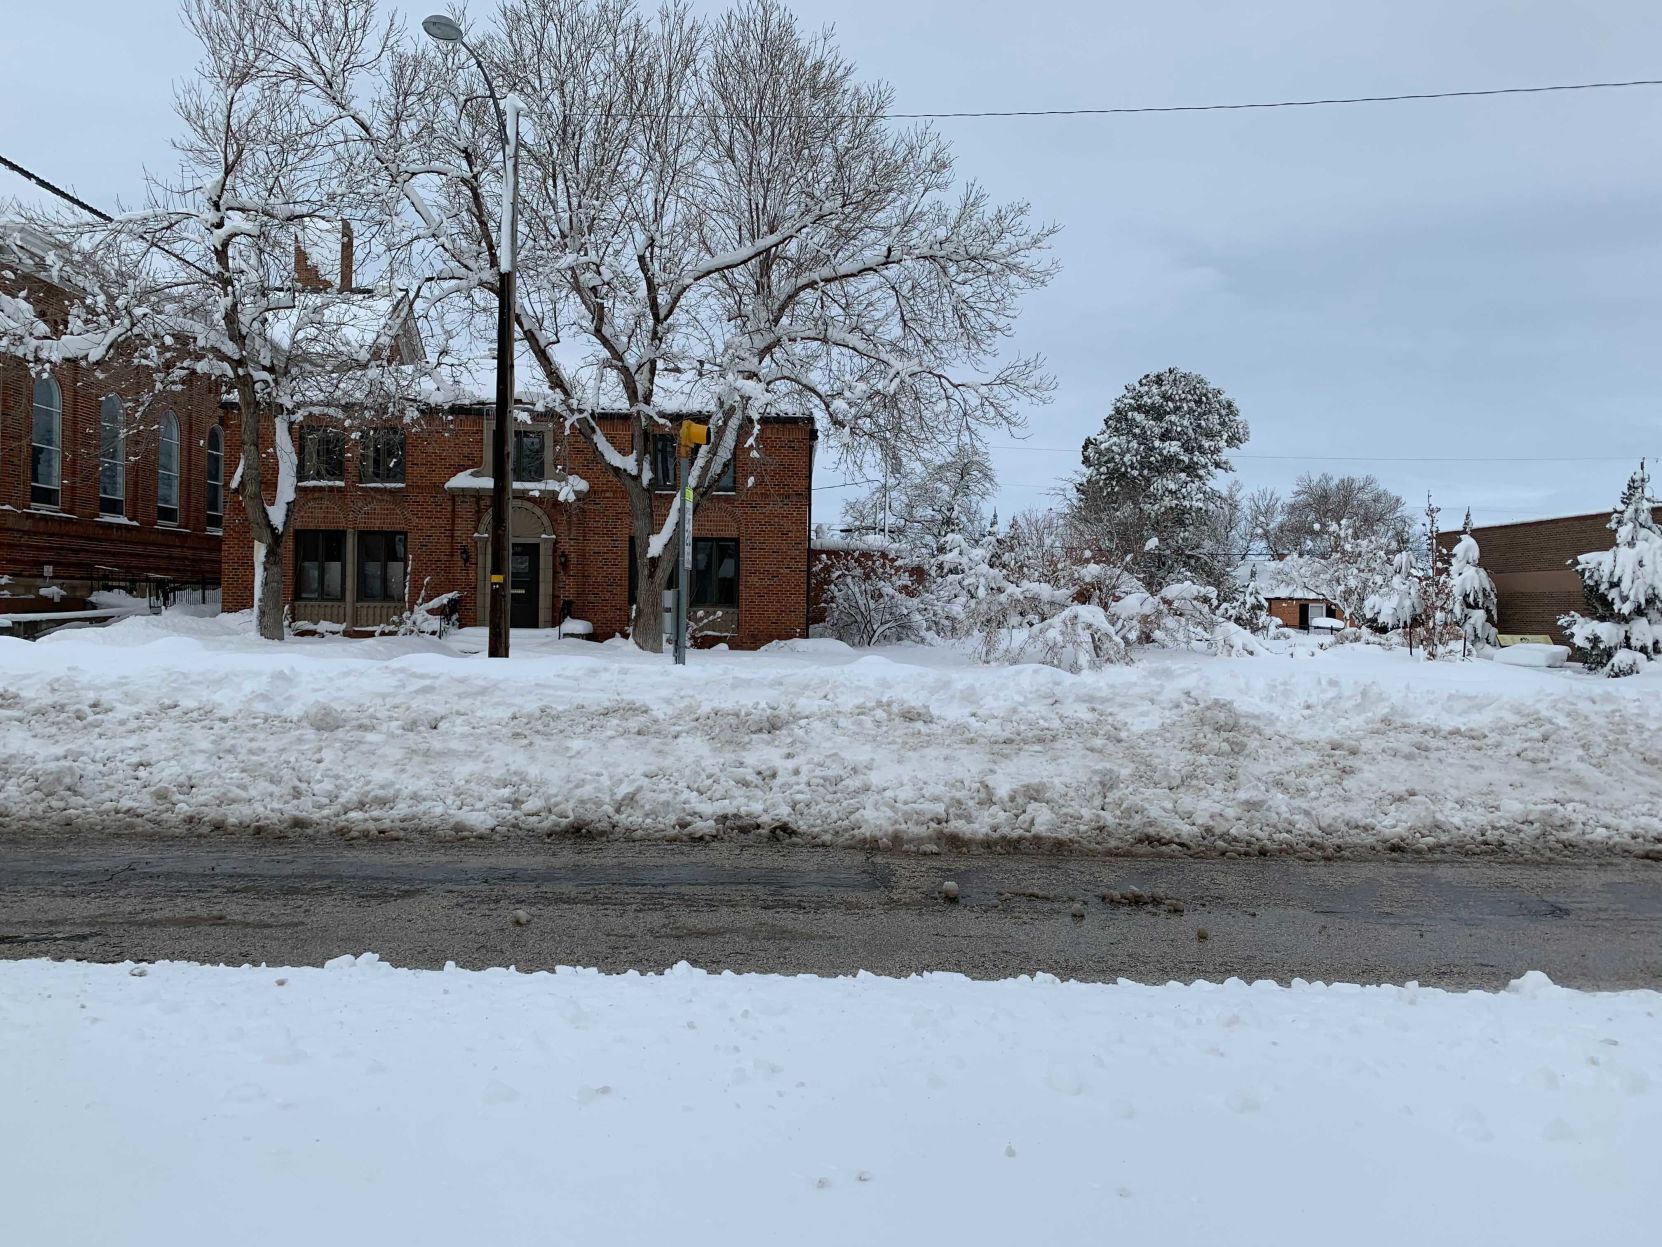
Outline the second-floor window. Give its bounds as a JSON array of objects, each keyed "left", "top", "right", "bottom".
[
  {"left": 205, "top": 426, "right": 224, "bottom": 529},
  {"left": 99, "top": 395, "right": 126, "bottom": 515},
  {"left": 360, "top": 427, "right": 406, "bottom": 484},
  {"left": 30, "top": 376, "right": 61, "bottom": 508},
  {"left": 157, "top": 410, "right": 180, "bottom": 525},
  {"left": 650, "top": 433, "right": 677, "bottom": 490},
  {"left": 300, "top": 427, "right": 345, "bottom": 482},
  {"left": 512, "top": 428, "right": 546, "bottom": 482},
  {"left": 650, "top": 432, "right": 736, "bottom": 492}
]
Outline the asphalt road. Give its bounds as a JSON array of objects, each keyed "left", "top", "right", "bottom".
[{"left": 3, "top": 837, "right": 1660, "bottom": 988}]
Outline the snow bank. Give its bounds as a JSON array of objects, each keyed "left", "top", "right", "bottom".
[
  {"left": 0, "top": 956, "right": 1654, "bottom": 1246},
  {"left": 2, "top": 612, "right": 1661, "bottom": 855}
]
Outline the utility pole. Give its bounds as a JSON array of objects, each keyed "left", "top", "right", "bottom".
[
  {"left": 674, "top": 420, "right": 708, "bottom": 666},
  {"left": 422, "top": 14, "right": 519, "bottom": 658}
]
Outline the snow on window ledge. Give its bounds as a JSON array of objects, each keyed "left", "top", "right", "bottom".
[
  {"left": 95, "top": 514, "right": 140, "bottom": 527},
  {"left": 298, "top": 480, "right": 345, "bottom": 488},
  {"left": 444, "top": 468, "right": 589, "bottom": 500}
]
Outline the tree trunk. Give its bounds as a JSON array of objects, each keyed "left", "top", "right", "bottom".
[
  {"left": 235, "top": 397, "right": 288, "bottom": 642},
  {"left": 255, "top": 538, "right": 285, "bottom": 640},
  {"left": 629, "top": 483, "right": 677, "bottom": 654}
]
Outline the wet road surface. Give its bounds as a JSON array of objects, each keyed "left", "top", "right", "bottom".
[{"left": 2, "top": 838, "right": 1658, "bottom": 988}]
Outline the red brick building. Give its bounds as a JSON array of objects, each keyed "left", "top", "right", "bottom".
[
  {"left": 1440, "top": 508, "right": 1662, "bottom": 641},
  {"left": 1, "top": 226, "right": 224, "bottom": 630},
  {"left": 220, "top": 404, "right": 817, "bottom": 648}
]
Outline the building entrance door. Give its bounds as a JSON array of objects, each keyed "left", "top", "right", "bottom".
[{"left": 510, "top": 542, "right": 540, "bottom": 628}]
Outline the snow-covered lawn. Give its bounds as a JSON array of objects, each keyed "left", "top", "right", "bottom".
[
  {"left": 0, "top": 956, "right": 1654, "bottom": 1245},
  {"left": 2, "top": 611, "right": 1660, "bottom": 855}
]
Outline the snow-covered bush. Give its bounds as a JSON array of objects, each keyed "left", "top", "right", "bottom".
[
  {"left": 1021, "top": 604, "right": 1130, "bottom": 672},
  {"left": 1560, "top": 462, "right": 1662, "bottom": 677},
  {"left": 373, "top": 581, "right": 460, "bottom": 638},
  {"left": 820, "top": 553, "right": 926, "bottom": 647}
]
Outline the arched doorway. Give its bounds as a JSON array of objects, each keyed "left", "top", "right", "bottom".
[{"left": 475, "top": 502, "right": 556, "bottom": 629}]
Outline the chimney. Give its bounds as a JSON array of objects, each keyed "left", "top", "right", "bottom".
[
  {"left": 293, "top": 240, "right": 328, "bottom": 291},
  {"left": 339, "top": 221, "right": 354, "bottom": 292}
]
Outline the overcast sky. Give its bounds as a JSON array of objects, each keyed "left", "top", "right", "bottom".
[{"left": 4, "top": 0, "right": 1659, "bottom": 529}]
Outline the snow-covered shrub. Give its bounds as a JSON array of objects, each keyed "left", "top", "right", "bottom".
[
  {"left": 821, "top": 552, "right": 926, "bottom": 647},
  {"left": 1560, "top": 462, "right": 1662, "bottom": 677},
  {"left": 1021, "top": 604, "right": 1129, "bottom": 672},
  {"left": 375, "top": 582, "right": 460, "bottom": 638}
]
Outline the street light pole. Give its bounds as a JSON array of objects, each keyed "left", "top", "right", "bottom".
[{"left": 422, "top": 15, "right": 519, "bottom": 658}]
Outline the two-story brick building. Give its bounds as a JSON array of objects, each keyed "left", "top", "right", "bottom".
[
  {"left": 1, "top": 224, "right": 224, "bottom": 630},
  {"left": 219, "top": 402, "right": 817, "bottom": 648}
]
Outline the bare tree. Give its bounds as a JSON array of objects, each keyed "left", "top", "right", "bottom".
[
  {"left": 841, "top": 441, "right": 997, "bottom": 552},
  {"left": 1244, "top": 485, "right": 1286, "bottom": 558},
  {"left": 1275, "top": 472, "right": 1411, "bottom": 556},
  {"left": 19, "top": 0, "right": 451, "bottom": 639},
  {"left": 348, "top": 0, "right": 1057, "bottom": 651}
]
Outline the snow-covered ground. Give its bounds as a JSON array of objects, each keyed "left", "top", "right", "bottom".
[
  {"left": 2, "top": 610, "right": 1660, "bottom": 855},
  {"left": 0, "top": 956, "right": 1654, "bottom": 1245}
]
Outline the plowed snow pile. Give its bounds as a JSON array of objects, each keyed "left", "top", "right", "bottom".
[{"left": 3, "top": 612, "right": 1660, "bottom": 854}]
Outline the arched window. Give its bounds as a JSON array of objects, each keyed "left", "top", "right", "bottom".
[
  {"left": 99, "top": 395, "right": 126, "bottom": 516},
  {"left": 205, "top": 425, "right": 224, "bottom": 530},
  {"left": 30, "top": 376, "right": 61, "bottom": 509},
  {"left": 157, "top": 410, "right": 181, "bottom": 525}
]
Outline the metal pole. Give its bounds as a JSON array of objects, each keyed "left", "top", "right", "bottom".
[
  {"left": 675, "top": 447, "right": 691, "bottom": 665},
  {"left": 487, "top": 96, "right": 522, "bottom": 659}
]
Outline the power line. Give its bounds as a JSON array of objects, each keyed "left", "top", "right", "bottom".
[
  {"left": 0, "top": 153, "right": 111, "bottom": 222},
  {"left": 881, "top": 77, "right": 1662, "bottom": 120},
  {"left": 989, "top": 445, "right": 1655, "bottom": 463}
]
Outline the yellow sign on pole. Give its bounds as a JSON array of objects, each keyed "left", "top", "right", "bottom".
[{"left": 679, "top": 421, "right": 709, "bottom": 448}]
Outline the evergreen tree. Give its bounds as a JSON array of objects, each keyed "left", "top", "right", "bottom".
[
  {"left": 1560, "top": 461, "right": 1662, "bottom": 677},
  {"left": 1409, "top": 494, "right": 1462, "bottom": 659},
  {"left": 1071, "top": 368, "right": 1247, "bottom": 587},
  {"left": 1449, "top": 508, "right": 1499, "bottom": 654},
  {"left": 1367, "top": 549, "right": 1423, "bottom": 646},
  {"left": 1222, "top": 565, "right": 1272, "bottom": 635}
]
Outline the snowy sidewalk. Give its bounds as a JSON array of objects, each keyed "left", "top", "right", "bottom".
[
  {"left": 2, "top": 611, "right": 1661, "bottom": 854},
  {"left": 0, "top": 956, "right": 1654, "bottom": 1246}
]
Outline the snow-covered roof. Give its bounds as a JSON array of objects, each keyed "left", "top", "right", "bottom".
[{"left": 1237, "top": 559, "right": 1328, "bottom": 601}]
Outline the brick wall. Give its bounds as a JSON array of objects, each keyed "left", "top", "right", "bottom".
[
  {"left": 1438, "top": 509, "right": 1661, "bottom": 640},
  {"left": 1, "top": 269, "right": 222, "bottom": 611},
  {"left": 1266, "top": 598, "right": 1347, "bottom": 630},
  {"left": 222, "top": 408, "right": 815, "bottom": 648}
]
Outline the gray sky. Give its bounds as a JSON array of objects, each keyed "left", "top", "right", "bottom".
[{"left": 4, "top": 0, "right": 1659, "bottom": 529}]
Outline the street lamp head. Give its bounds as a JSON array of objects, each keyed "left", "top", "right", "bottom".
[{"left": 421, "top": 14, "right": 465, "bottom": 42}]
